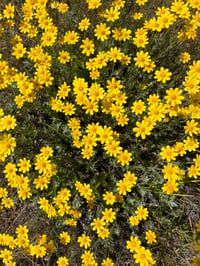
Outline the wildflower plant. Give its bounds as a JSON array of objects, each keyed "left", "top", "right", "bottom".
[{"left": 0, "top": 0, "right": 200, "bottom": 265}]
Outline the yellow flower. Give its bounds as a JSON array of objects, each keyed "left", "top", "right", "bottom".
[
  {"left": 30, "top": 245, "right": 46, "bottom": 258},
  {"left": 108, "top": 47, "right": 122, "bottom": 62},
  {"left": 120, "top": 54, "right": 131, "bottom": 65},
  {"left": 165, "top": 88, "right": 184, "bottom": 106},
  {"left": 121, "top": 28, "right": 132, "bottom": 41},
  {"left": 18, "top": 186, "right": 32, "bottom": 200},
  {"left": 0, "top": 248, "right": 13, "bottom": 264},
  {"left": 38, "top": 197, "right": 49, "bottom": 211},
  {"left": 179, "top": 52, "right": 191, "bottom": 63},
  {"left": 35, "top": 157, "right": 51, "bottom": 173},
  {"left": 102, "top": 191, "right": 116, "bottom": 205},
  {"left": 59, "top": 232, "right": 70, "bottom": 245},
  {"left": 162, "top": 181, "right": 179, "bottom": 194},
  {"left": 116, "top": 179, "right": 132, "bottom": 195},
  {"left": 58, "top": 50, "right": 71, "bottom": 63},
  {"left": 160, "top": 145, "right": 177, "bottom": 162},
  {"left": 78, "top": 234, "right": 91, "bottom": 249},
  {"left": 183, "top": 76, "right": 199, "bottom": 94},
  {"left": 4, "top": 162, "right": 17, "bottom": 177},
  {"left": 134, "top": 50, "right": 150, "bottom": 68},
  {"left": 81, "top": 250, "right": 96, "bottom": 265},
  {"left": 134, "top": 247, "right": 153, "bottom": 265},
  {"left": 4, "top": 235, "right": 16, "bottom": 250},
  {"left": 148, "top": 17, "right": 162, "bottom": 31},
  {"left": 171, "top": 0, "right": 190, "bottom": 18},
  {"left": 97, "top": 125, "right": 113, "bottom": 144},
  {"left": 133, "top": 34, "right": 149, "bottom": 48},
  {"left": 126, "top": 236, "right": 141, "bottom": 252},
  {"left": 124, "top": 171, "right": 137, "bottom": 186},
  {"left": 57, "top": 188, "right": 71, "bottom": 201},
  {"left": 94, "top": 23, "right": 111, "bottom": 41},
  {"left": 88, "top": 83, "right": 104, "bottom": 102},
  {"left": 154, "top": 67, "right": 172, "bottom": 83},
  {"left": 37, "top": 234, "right": 47, "bottom": 245},
  {"left": 117, "top": 149, "right": 132, "bottom": 166},
  {"left": 101, "top": 257, "right": 114, "bottom": 266},
  {"left": 0, "top": 187, "right": 8, "bottom": 198},
  {"left": 194, "top": 154, "right": 200, "bottom": 167},
  {"left": 165, "top": 103, "right": 178, "bottom": 117},
  {"left": 102, "top": 208, "right": 116, "bottom": 223},
  {"left": 80, "top": 38, "right": 95, "bottom": 56},
  {"left": 79, "top": 183, "right": 93, "bottom": 199},
  {"left": 63, "top": 102, "right": 76, "bottom": 116},
  {"left": 40, "top": 146, "right": 54, "bottom": 158},
  {"left": 79, "top": 18, "right": 90, "bottom": 31},
  {"left": 115, "top": 194, "right": 124, "bottom": 203},
  {"left": 135, "top": 206, "right": 148, "bottom": 220},
  {"left": 136, "top": 0, "right": 148, "bottom": 5},
  {"left": 57, "top": 203, "right": 70, "bottom": 216},
  {"left": 64, "top": 31, "right": 79, "bottom": 45},
  {"left": 87, "top": 0, "right": 102, "bottom": 9},
  {"left": 97, "top": 227, "right": 110, "bottom": 239},
  {"left": 192, "top": 257, "right": 200, "bottom": 266},
  {"left": 94, "top": 51, "right": 109, "bottom": 69},
  {"left": 16, "top": 225, "right": 29, "bottom": 236},
  {"left": 112, "top": 0, "right": 125, "bottom": 9},
  {"left": 90, "top": 69, "right": 100, "bottom": 80},
  {"left": 1, "top": 197, "right": 14, "bottom": 208},
  {"left": 57, "top": 256, "right": 69, "bottom": 266},
  {"left": 132, "top": 120, "right": 152, "bottom": 139},
  {"left": 184, "top": 136, "right": 199, "bottom": 152},
  {"left": 65, "top": 218, "right": 77, "bottom": 226},
  {"left": 174, "top": 142, "right": 187, "bottom": 157},
  {"left": 188, "top": 165, "right": 200, "bottom": 179},
  {"left": 129, "top": 216, "right": 139, "bottom": 226},
  {"left": 46, "top": 205, "right": 57, "bottom": 218},
  {"left": 17, "top": 158, "right": 31, "bottom": 173},
  {"left": 0, "top": 115, "right": 16, "bottom": 131},
  {"left": 162, "top": 163, "right": 179, "bottom": 181},
  {"left": 81, "top": 146, "right": 93, "bottom": 159},
  {"left": 82, "top": 134, "right": 97, "bottom": 148},
  {"left": 116, "top": 114, "right": 129, "bottom": 127},
  {"left": 57, "top": 82, "right": 70, "bottom": 99},
  {"left": 5, "top": 20, "right": 15, "bottom": 28},
  {"left": 40, "top": 30, "right": 57, "bottom": 47},
  {"left": 3, "top": 3, "right": 15, "bottom": 19},
  {"left": 0, "top": 133, "right": 16, "bottom": 161},
  {"left": 110, "top": 103, "right": 124, "bottom": 118},
  {"left": 91, "top": 218, "right": 105, "bottom": 232},
  {"left": 195, "top": 220, "right": 200, "bottom": 232},
  {"left": 33, "top": 175, "right": 50, "bottom": 190},
  {"left": 145, "top": 230, "right": 157, "bottom": 244},
  {"left": 157, "top": 12, "right": 176, "bottom": 29},
  {"left": 184, "top": 119, "right": 199, "bottom": 136},
  {"left": 104, "top": 7, "right": 120, "bottom": 22},
  {"left": 133, "top": 12, "right": 143, "bottom": 20},
  {"left": 112, "top": 27, "right": 123, "bottom": 41},
  {"left": 131, "top": 100, "right": 146, "bottom": 115},
  {"left": 73, "top": 77, "right": 88, "bottom": 95},
  {"left": 107, "top": 77, "right": 123, "bottom": 94},
  {"left": 0, "top": 61, "right": 9, "bottom": 75},
  {"left": 57, "top": 3, "right": 69, "bottom": 13}
]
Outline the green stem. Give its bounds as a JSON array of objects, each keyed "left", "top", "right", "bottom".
[
  {"left": 140, "top": 185, "right": 193, "bottom": 197},
  {"left": 110, "top": 61, "right": 115, "bottom": 78},
  {"left": 45, "top": 123, "right": 69, "bottom": 144},
  {"left": 135, "top": 137, "right": 138, "bottom": 167},
  {"left": 179, "top": 179, "right": 200, "bottom": 183}
]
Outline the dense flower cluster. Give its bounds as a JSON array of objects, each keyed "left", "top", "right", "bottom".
[
  {"left": 0, "top": 0, "right": 200, "bottom": 265},
  {"left": 0, "top": 109, "right": 16, "bottom": 162}
]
